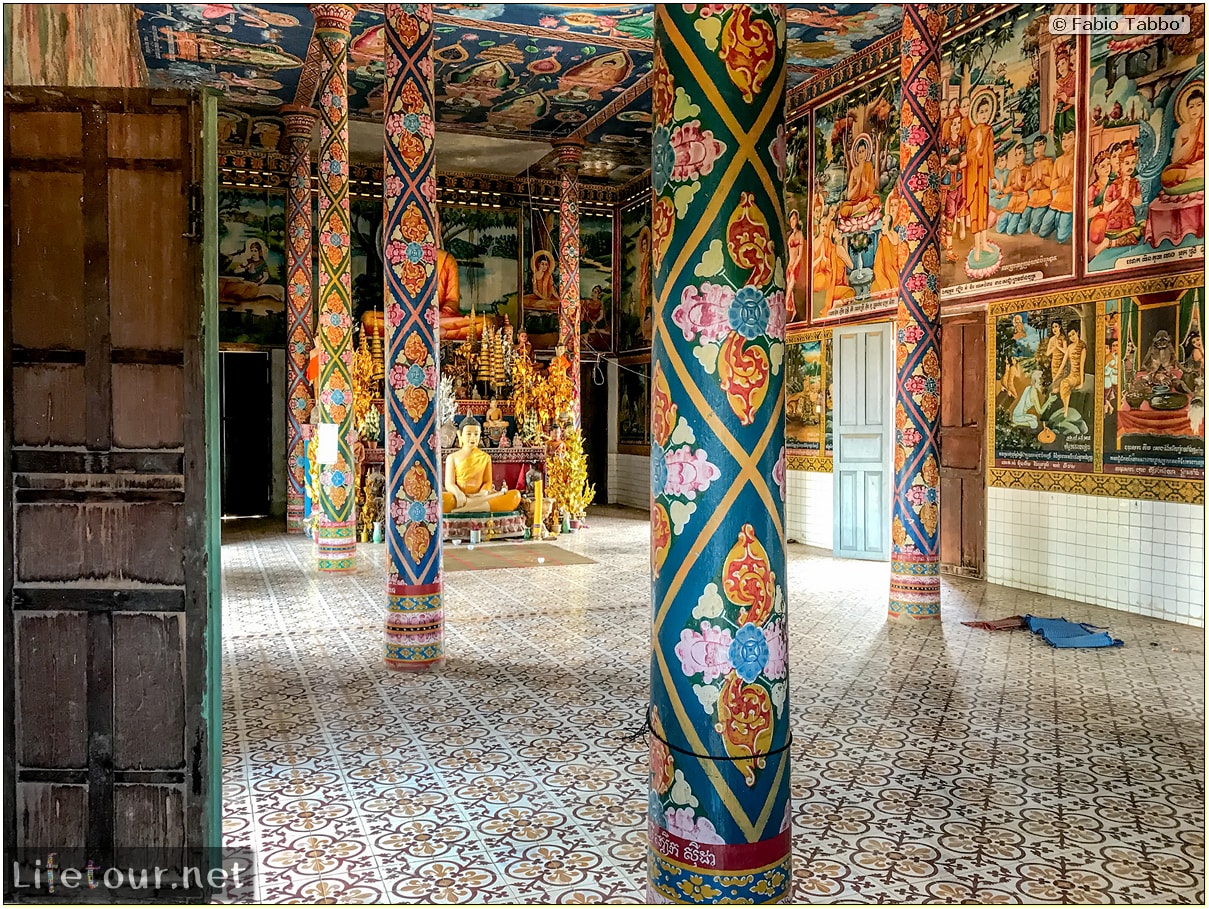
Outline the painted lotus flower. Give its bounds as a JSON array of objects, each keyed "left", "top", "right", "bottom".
[
  {"left": 672, "top": 283, "right": 733, "bottom": 344},
  {"left": 650, "top": 444, "right": 668, "bottom": 497},
  {"left": 665, "top": 808, "right": 726, "bottom": 844},
  {"left": 728, "top": 286, "right": 770, "bottom": 341},
  {"left": 766, "top": 290, "right": 786, "bottom": 340},
  {"left": 773, "top": 447, "right": 786, "bottom": 500},
  {"left": 729, "top": 622, "right": 769, "bottom": 683},
  {"left": 674, "top": 621, "right": 733, "bottom": 683},
  {"left": 664, "top": 446, "right": 720, "bottom": 500},
  {"left": 669, "top": 121, "right": 726, "bottom": 183},
  {"left": 764, "top": 619, "right": 787, "bottom": 680}
]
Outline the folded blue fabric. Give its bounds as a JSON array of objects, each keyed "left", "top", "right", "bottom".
[
  {"left": 1023, "top": 615, "right": 1123, "bottom": 648},
  {"left": 1044, "top": 631, "right": 1123, "bottom": 648}
]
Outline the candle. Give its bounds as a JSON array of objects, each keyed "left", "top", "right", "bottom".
[{"left": 533, "top": 478, "right": 543, "bottom": 534}]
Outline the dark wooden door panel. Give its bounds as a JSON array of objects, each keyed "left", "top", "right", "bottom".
[
  {"left": 939, "top": 314, "right": 986, "bottom": 577},
  {"left": 5, "top": 88, "right": 215, "bottom": 903}
]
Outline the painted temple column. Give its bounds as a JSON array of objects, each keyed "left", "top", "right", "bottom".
[
  {"left": 381, "top": 4, "right": 444, "bottom": 670},
  {"left": 554, "top": 139, "right": 584, "bottom": 421},
  {"left": 648, "top": 6, "right": 790, "bottom": 903},
  {"left": 281, "top": 105, "right": 318, "bottom": 534},
  {"left": 313, "top": 3, "right": 358, "bottom": 572},
  {"left": 889, "top": 6, "right": 945, "bottom": 619}
]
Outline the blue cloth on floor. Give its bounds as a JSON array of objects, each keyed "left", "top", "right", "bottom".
[{"left": 1024, "top": 615, "right": 1123, "bottom": 648}]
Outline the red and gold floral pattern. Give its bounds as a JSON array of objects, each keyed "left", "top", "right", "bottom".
[
  {"left": 720, "top": 6, "right": 776, "bottom": 104},
  {"left": 651, "top": 499, "right": 671, "bottom": 576},
  {"left": 722, "top": 523, "right": 775, "bottom": 626},
  {"left": 715, "top": 674, "right": 773, "bottom": 787},
  {"left": 726, "top": 191, "right": 775, "bottom": 287},
  {"left": 717, "top": 334, "right": 770, "bottom": 427},
  {"left": 650, "top": 362, "right": 677, "bottom": 448}
]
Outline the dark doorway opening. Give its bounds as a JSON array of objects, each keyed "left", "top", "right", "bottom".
[
  {"left": 221, "top": 350, "right": 273, "bottom": 517},
  {"left": 581, "top": 358, "right": 608, "bottom": 506}
]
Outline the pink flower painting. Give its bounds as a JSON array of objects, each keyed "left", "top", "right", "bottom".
[
  {"left": 664, "top": 446, "right": 721, "bottom": 500},
  {"left": 674, "top": 622, "right": 733, "bottom": 683},
  {"left": 669, "top": 121, "right": 727, "bottom": 183},
  {"left": 672, "top": 283, "right": 734, "bottom": 344}
]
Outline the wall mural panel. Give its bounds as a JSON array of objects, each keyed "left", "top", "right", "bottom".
[
  {"left": 521, "top": 207, "right": 612, "bottom": 354},
  {"left": 809, "top": 71, "right": 902, "bottom": 323},
  {"left": 992, "top": 300, "right": 1097, "bottom": 473},
  {"left": 616, "top": 357, "right": 650, "bottom": 454},
  {"left": 785, "top": 120, "right": 810, "bottom": 324},
  {"left": 218, "top": 187, "right": 287, "bottom": 345},
  {"left": 439, "top": 204, "right": 522, "bottom": 337},
  {"left": 1085, "top": 3, "right": 1205, "bottom": 276},
  {"left": 618, "top": 201, "right": 652, "bottom": 352},
  {"left": 786, "top": 327, "right": 833, "bottom": 472},
  {"left": 1104, "top": 285, "right": 1204, "bottom": 479},
  {"left": 988, "top": 272, "right": 1204, "bottom": 504},
  {"left": 937, "top": 3, "right": 1079, "bottom": 300}
]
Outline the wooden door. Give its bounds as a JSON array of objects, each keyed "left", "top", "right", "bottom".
[
  {"left": 939, "top": 313, "right": 986, "bottom": 577},
  {"left": 833, "top": 321, "right": 893, "bottom": 560},
  {"left": 4, "top": 88, "right": 219, "bottom": 901}
]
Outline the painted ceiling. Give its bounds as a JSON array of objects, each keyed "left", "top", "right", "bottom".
[{"left": 135, "top": 3, "right": 903, "bottom": 181}]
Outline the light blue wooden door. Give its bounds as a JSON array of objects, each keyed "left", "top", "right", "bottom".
[{"left": 833, "top": 321, "right": 893, "bottom": 560}]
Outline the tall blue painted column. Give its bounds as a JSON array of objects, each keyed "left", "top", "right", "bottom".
[
  {"left": 382, "top": 3, "right": 444, "bottom": 669},
  {"left": 890, "top": 6, "right": 944, "bottom": 619},
  {"left": 648, "top": 5, "right": 790, "bottom": 903}
]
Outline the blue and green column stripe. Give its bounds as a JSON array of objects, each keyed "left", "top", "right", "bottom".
[
  {"left": 382, "top": 3, "right": 444, "bottom": 670},
  {"left": 649, "top": 5, "right": 791, "bottom": 903}
]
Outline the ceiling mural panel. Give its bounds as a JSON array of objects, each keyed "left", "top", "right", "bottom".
[
  {"left": 135, "top": 4, "right": 310, "bottom": 106},
  {"left": 429, "top": 24, "right": 651, "bottom": 137},
  {"left": 435, "top": 4, "right": 655, "bottom": 42},
  {"left": 786, "top": 4, "right": 902, "bottom": 84},
  {"left": 135, "top": 3, "right": 905, "bottom": 177}
]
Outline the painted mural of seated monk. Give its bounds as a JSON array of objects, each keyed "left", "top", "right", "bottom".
[
  {"left": 437, "top": 249, "right": 497, "bottom": 341},
  {"left": 837, "top": 135, "right": 881, "bottom": 222},
  {"left": 521, "top": 250, "right": 559, "bottom": 312},
  {"left": 441, "top": 418, "right": 522, "bottom": 514},
  {"left": 1159, "top": 84, "right": 1205, "bottom": 193}
]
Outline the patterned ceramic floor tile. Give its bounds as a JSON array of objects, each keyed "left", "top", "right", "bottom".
[{"left": 219, "top": 507, "right": 1205, "bottom": 904}]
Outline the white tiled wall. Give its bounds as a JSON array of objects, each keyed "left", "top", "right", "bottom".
[
  {"left": 606, "top": 359, "right": 651, "bottom": 510},
  {"left": 608, "top": 454, "right": 650, "bottom": 510},
  {"left": 786, "top": 470, "right": 834, "bottom": 551},
  {"left": 987, "top": 487, "right": 1205, "bottom": 627}
]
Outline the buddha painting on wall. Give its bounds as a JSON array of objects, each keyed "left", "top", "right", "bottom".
[
  {"left": 935, "top": 4, "right": 1079, "bottom": 298},
  {"left": 810, "top": 73, "right": 900, "bottom": 322},
  {"left": 438, "top": 204, "right": 521, "bottom": 336},
  {"left": 1086, "top": 3, "right": 1206, "bottom": 274}
]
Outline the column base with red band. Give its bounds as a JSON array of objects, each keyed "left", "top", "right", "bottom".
[{"left": 647, "top": 824, "right": 791, "bottom": 904}]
